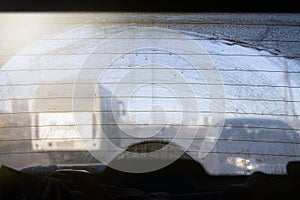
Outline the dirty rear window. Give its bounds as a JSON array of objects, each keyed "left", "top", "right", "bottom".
[{"left": 0, "top": 13, "right": 299, "bottom": 175}]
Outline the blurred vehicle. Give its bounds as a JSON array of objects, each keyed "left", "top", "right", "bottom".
[
  {"left": 204, "top": 118, "right": 300, "bottom": 174},
  {"left": 31, "top": 80, "right": 127, "bottom": 162}
]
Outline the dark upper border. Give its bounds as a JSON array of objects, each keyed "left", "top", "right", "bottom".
[{"left": 0, "top": 0, "right": 299, "bottom": 12}]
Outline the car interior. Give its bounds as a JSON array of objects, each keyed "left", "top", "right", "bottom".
[{"left": 0, "top": 1, "right": 300, "bottom": 199}]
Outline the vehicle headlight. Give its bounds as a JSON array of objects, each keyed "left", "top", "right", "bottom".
[{"left": 227, "top": 156, "right": 253, "bottom": 170}]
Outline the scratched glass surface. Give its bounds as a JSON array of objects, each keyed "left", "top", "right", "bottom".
[{"left": 0, "top": 13, "right": 299, "bottom": 174}]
